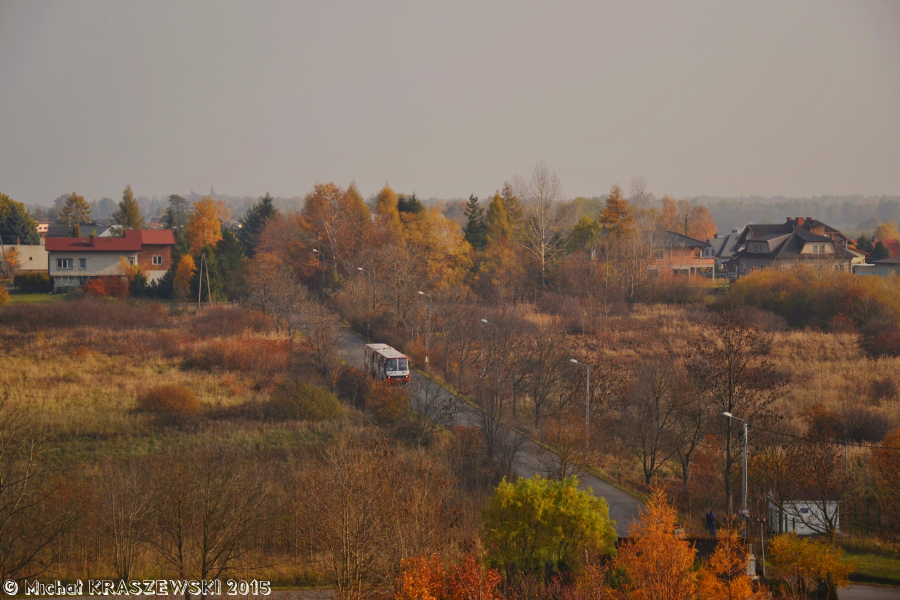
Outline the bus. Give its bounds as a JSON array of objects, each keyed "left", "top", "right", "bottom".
[{"left": 364, "top": 343, "right": 411, "bottom": 384}]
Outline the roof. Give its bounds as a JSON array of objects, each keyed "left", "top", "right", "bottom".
[
  {"left": 734, "top": 217, "right": 854, "bottom": 260},
  {"left": 365, "top": 343, "right": 407, "bottom": 359},
  {"left": 655, "top": 230, "right": 710, "bottom": 249},
  {"left": 872, "top": 257, "right": 900, "bottom": 265},
  {"left": 45, "top": 229, "right": 175, "bottom": 252},
  {"left": 708, "top": 230, "right": 744, "bottom": 258},
  {"left": 880, "top": 238, "right": 900, "bottom": 258}
]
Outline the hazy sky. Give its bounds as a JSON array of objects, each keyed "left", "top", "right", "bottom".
[{"left": 1, "top": 1, "right": 899, "bottom": 206}]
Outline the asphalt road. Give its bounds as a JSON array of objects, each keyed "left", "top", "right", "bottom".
[{"left": 339, "top": 328, "right": 644, "bottom": 536}]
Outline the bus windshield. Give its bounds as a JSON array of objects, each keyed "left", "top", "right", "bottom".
[{"left": 385, "top": 358, "right": 408, "bottom": 372}]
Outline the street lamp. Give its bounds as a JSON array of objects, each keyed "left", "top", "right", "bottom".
[
  {"left": 357, "top": 267, "right": 373, "bottom": 342},
  {"left": 312, "top": 248, "right": 325, "bottom": 293},
  {"left": 417, "top": 291, "right": 432, "bottom": 372},
  {"left": 723, "top": 411, "right": 749, "bottom": 528},
  {"left": 479, "top": 319, "right": 500, "bottom": 413},
  {"left": 570, "top": 359, "right": 591, "bottom": 451}
]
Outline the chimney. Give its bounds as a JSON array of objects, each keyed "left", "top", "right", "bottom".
[
  {"left": 732, "top": 227, "right": 738, "bottom": 234},
  {"left": 796, "top": 217, "right": 805, "bottom": 227},
  {"left": 89, "top": 232, "right": 95, "bottom": 247}
]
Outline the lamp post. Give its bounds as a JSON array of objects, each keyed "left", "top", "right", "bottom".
[
  {"left": 357, "top": 267, "right": 373, "bottom": 342},
  {"left": 417, "top": 291, "right": 432, "bottom": 372},
  {"left": 723, "top": 411, "right": 749, "bottom": 530},
  {"left": 479, "top": 319, "right": 500, "bottom": 413},
  {"left": 312, "top": 248, "right": 325, "bottom": 293},
  {"left": 570, "top": 359, "right": 591, "bottom": 451}
]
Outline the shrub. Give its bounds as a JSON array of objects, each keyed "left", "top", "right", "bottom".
[
  {"left": 14, "top": 272, "right": 52, "bottom": 293},
  {"left": 182, "top": 337, "right": 292, "bottom": 376},
  {"left": 334, "top": 366, "right": 373, "bottom": 409},
  {"left": 189, "top": 307, "right": 271, "bottom": 338},
  {"left": 264, "top": 383, "right": 342, "bottom": 421},
  {"left": 83, "top": 276, "right": 129, "bottom": 299},
  {"left": 137, "top": 384, "right": 201, "bottom": 415},
  {"left": 366, "top": 382, "right": 409, "bottom": 424},
  {"left": 0, "top": 286, "right": 8, "bottom": 306},
  {"left": 0, "top": 299, "right": 165, "bottom": 330}
]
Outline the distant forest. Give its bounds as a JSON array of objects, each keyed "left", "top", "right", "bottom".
[{"left": 26, "top": 189, "right": 900, "bottom": 237}]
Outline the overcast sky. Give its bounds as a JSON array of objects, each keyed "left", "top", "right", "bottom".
[{"left": 1, "top": 1, "right": 899, "bottom": 206}]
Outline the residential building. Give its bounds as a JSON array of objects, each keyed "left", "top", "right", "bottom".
[
  {"left": 733, "top": 217, "right": 853, "bottom": 276},
  {"left": 872, "top": 257, "right": 900, "bottom": 278},
  {"left": 45, "top": 229, "right": 175, "bottom": 292},
  {"left": 647, "top": 230, "right": 715, "bottom": 278},
  {"left": 1, "top": 244, "right": 49, "bottom": 275},
  {"left": 708, "top": 227, "right": 744, "bottom": 276}
]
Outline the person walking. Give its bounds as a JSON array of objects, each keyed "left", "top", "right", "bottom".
[{"left": 706, "top": 510, "right": 717, "bottom": 538}]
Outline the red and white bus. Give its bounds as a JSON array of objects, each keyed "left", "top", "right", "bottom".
[{"left": 364, "top": 343, "right": 411, "bottom": 384}]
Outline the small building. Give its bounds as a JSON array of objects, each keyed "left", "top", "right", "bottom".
[
  {"left": 647, "top": 230, "right": 716, "bottom": 278},
  {"left": 708, "top": 227, "right": 744, "bottom": 277},
  {"left": 1, "top": 244, "right": 49, "bottom": 274},
  {"left": 768, "top": 490, "right": 839, "bottom": 536},
  {"left": 872, "top": 257, "right": 900, "bottom": 278},
  {"left": 45, "top": 229, "right": 175, "bottom": 292}
]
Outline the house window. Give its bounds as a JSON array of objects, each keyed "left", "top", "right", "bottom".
[
  {"left": 652, "top": 250, "right": 664, "bottom": 260},
  {"left": 56, "top": 258, "right": 73, "bottom": 270},
  {"left": 128, "top": 257, "right": 136, "bottom": 265},
  {"left": 152, "top": 255, "right": 163, "bottom": 266},
  {"left": 78, "top": 258, "right": 86, "bottom": 270}
]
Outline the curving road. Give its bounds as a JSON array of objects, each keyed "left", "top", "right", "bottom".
[{"left": 338, "top": 328, "right": 644, "bottom": 536}]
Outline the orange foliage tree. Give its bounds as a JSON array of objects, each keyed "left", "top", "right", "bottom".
[
  {"left": 614, "top": 489, "right": 697, "bottom": 600},
  {"left": 871, "top": 427, "right": 900, "bottom": 534},
  {"left": 697, "top": 529, "right": 763, "bottom": 600},
  {"left": 185, "top": 197, "right": 223, "bottom": 254},
  {"left": 173, "top": 255, "right": 196, "bottom": 301},
  {"left": 302, "top": 181, "right": 372, "bottom": 264},
  {"left": 83, "top": 276, "right": 129, "bottom": 299},
  {"left": 394, "top": 553, "right": 503, "bottom": 600}
]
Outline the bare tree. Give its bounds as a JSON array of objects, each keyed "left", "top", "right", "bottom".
[
  {"left": 97, "top": 459, "right": 152, "bottom": 581},
  {"left": 296, "top": 299, "right": 341, "bottom": 377},
  {"left": 688, "top": 313, "right": 783, "bottom": 515},
  {"left": 622, "top": 360, "right": 681, "bottom": 487},
  {"left": 520, "top": 162, "right": 569, "bottom": 289},
  {"left": 784, "top": 434, "right": 851, "bottom": 542},
  {"left": 0, "top": 397, "right": 72, "bottom": 582},
  {"left": 405, "top": 377, "right": 460, "bottom": 447}
]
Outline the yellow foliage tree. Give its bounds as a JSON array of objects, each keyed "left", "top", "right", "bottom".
[
  {"left": 614, "top": 489, "right": 697, "bottom": 600},
  {"left": 4, "top": 247, "right": 20, "bottom": 279},
  {"left": 374, "top": 183, "right": 403, "bottom": 241},
  {"left": 768, "top": 533, "right": 853, "bottom": 600},
  {"left": 185, "top": 197, "right": 223, "bottom": 255},
  {"left": 874, "top": 222, "right": 900, "bottom": 242},
  {"left": 173, "top": 255, "right": 196, "bottom": 301}
]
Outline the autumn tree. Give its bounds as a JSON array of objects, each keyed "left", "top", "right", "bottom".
[
  {"left": 375, "top": 183, "right": 403, "bottom": 241},
  {"left": 302, "top": 182, "right": 371, "bottom": 265},
  {"left": 111, "top": 185, "right": 145, "bottom": 233},
  {"left": 697, "top": 528, "right": 763, "bottom": 600},
  {"left": 58, "top": 192, "right": 91, "bottom": 225},
  {"left": 614, "top": 489, "right": 697, "bottom": 600},
  {"left": 0, "top": 193, "right": 40, "bottom": 245},
  {"left": 768, "top": 533, "right": 853, "bottom": 600},
  {"left": 184, "top": 197, "right": 223, "bottom": 255},
  {"left": 482, "top": 475, "right": 616, "bottom": 577},
  {"left": 657, "top": 196, "right": 717, "bottom": 240},
  {"left": 872, "top": 427, "right": 900, "bottom": 534},
  {"left": 873, "top": 221, "right": 900, "bottom": 242},
  {"left": 173, "top": 255, "right": 196, "bottom": 301},
  {"left": 598, "top": 184, "right": 634, "bottom": 237}
]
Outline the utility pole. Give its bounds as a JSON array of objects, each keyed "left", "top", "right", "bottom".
[
  {"left": 723, "top": 412, "right": 749, "bottom": 534},
  {"left": 417, "top": 291, "right": 432, "bottom": 372},
  {"left": 357, "top": 267, "right": 373, "bottom": 342},
  {"left": 570, "top": 359, "right": 591, "bottom": 451}
]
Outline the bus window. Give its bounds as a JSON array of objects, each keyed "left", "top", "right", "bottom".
[
  {"left": 398, "top": 358, "right": 408, "bottom": 371},
  {"left": 385, "top": 358, "right": 399, "bottom": 371}
]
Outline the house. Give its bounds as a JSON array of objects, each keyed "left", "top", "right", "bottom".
[
  {"left": 45, "top": 222, "right": 112, "bottom": 238},
  {"left": 872, "top": 257, "right": 900, "bottom": 278},
  {"left": 1, "top": 244, "right": 49, "bottom": 274},
  {"left": 733, "top": 217, "right": 853, "bottom": 276},
  {"left": 45, "top": 229, "right": 175, "bottom": 292},
  {"left": 647, "top": 230, "right": 716, "bottom": 278},
  {"left": 708, "top": 227, "right": 744, "bottom": 276},
  {"left": 36, "top": 221, "right": 51, "bottom": 238},
  {"left": 768, "top": 490, "right": 839, "bottom": 536}
]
